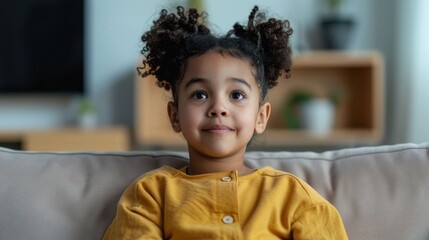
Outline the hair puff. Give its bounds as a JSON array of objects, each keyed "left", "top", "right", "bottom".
[
  {"left": 138, "top": 6, "right": 210, "bottom": 91},
  {"left": 231, "top": 6, "right": 293, "bottom": 88}
]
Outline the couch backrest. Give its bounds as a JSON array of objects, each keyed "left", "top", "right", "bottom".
[{"left": 1, "top": 142, "right": 429, "bottom": 240}]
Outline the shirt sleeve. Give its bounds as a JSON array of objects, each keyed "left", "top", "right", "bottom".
[
  {"left": 103, "top": 178, "right": 163, "bottom": 240},
  {"left": 291, "top": 203, "right": 348, "bottom": 240}
]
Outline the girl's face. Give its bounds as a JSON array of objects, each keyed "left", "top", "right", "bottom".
[{"left": 168, "top": 51, "right": 270, "bottom": 158}]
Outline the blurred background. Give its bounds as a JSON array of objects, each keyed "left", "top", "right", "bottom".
[{"left": 0, "top": 0, "right": 428, "bottom": 151}]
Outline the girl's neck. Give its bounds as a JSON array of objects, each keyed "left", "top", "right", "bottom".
[{"left": 187, "top": 148, "right": 253, "bottom": 176}]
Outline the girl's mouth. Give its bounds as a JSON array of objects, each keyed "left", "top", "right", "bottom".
[{"left": 202, "top": 125, "right": 234, "bottom": 134}]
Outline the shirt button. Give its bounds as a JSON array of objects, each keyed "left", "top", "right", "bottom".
[
  {"left": 221, "top": 176, "right": 232, "bottom": 182},
  {"left": 222, "top": 215, "right": 234, "bottom": 224}
]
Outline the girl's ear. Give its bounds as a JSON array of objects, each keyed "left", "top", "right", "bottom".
[
  {"left": 167, "top": 101, "right": 181, "bottom": 132},
  {"left": 255, "top": 102, "right": 271, "bottom": 134}
]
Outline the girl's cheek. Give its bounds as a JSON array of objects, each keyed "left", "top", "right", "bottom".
[
  {"left": 235, "top": 108, "right": 258, "bottom": 127},
  {"left": 179, "top": 104, "right": 202, "bottom": 124}
]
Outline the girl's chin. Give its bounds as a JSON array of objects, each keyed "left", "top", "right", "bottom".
[{"left": 188, "top": 144, "right": 246, "bottom": 159}]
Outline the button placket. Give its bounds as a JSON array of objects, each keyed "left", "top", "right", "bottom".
[{"left": 217, "top": 172, "right": 238, "bottom": 225}]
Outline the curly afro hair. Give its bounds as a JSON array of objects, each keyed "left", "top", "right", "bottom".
[{"left": 138, "top": 6, "right": 293, "bottom": 103}]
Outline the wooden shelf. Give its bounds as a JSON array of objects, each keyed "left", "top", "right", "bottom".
[
  {"left": 135, "top": 51, "right": 384, "bottom": 149},
  {"left": 0, "top": 132, "right": 23, "bottom": 142},
  {"left": 0, "top": 126, "right": 130, "bottom": 151}
]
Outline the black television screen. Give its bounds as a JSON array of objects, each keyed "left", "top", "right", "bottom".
[{"left": 0, "top": 0, "right": 84, "bottom": 94}]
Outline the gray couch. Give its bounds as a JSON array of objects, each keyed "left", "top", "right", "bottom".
[{"left": 1, "top": 142, "right": 429, "bottom": 240}]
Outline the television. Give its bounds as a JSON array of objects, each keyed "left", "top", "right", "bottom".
[{"left": 0, "top": 0, "right": 84, "bottom": 94}]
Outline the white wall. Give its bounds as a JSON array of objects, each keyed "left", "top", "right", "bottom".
[
  {"left": 0, "top": 96, "right": 76, "bottom": 130},
  {"left": 405, "top": 0, "right": 429, "bottom": 143},
  {"left": 86, "top": 0, "right": 187, "bottom": 126}
]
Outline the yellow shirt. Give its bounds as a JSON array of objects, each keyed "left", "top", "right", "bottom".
[{"left": 103, "top": 166, "right": 348, "bottom": 239}]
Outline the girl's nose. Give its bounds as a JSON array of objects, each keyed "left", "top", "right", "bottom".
[
  {"left": 207, "top": 97, "right": 228, "bottom": 117},
  {"left": 209, "top": 110, "right": 227, "bottom": 117}
]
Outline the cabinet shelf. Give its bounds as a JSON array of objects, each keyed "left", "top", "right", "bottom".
[
  {"left": 135, "top": 51, "right": 384, "bottom": 150},
  {"left": 0, "top": 126, "right": 130, "bottom": 151}
]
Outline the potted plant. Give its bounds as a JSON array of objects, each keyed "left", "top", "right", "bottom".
[
  {"left": 320, "top": 0, "right": 355, "bottom": 50},
  {"left": 284, "top": 88, "right": 341, "bottom": 136},
  {"left": 78, "top": 98, "right": 98, "bottom": 129}
]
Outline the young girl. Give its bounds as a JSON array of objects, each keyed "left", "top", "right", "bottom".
[{"left": 104, "top": 6, "right": 348, "bottom": 239}]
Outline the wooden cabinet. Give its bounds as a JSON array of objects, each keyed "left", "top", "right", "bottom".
[
  {"left": 263, "top": 51, "right": 384, "bottom": 147},
  {"left": 0, "top": 126, "right": 130, "bottom": 151},
  {"left": 135, "top": 51, "right": 384, "bottom": 150}
]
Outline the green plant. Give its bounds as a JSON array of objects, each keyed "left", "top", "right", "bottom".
[
  {"left": 326, "top": 0, "right": 344, "bottom": 14},
  {"left": 283, "top": 90, "right": 313, "bottom": 129},
  {"left": 79, "top": 98, "right": 96, "bottom": 115}
]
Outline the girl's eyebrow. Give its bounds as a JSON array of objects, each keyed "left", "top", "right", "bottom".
[
  {"left": 184, "top": 77, "right": 252, "bottom": 90},
  {"left": 184, "top": 78, "right": 206, "bottom": 90},
  {"left": 230, "top": 78, "right": 252, "bottom": 90}
]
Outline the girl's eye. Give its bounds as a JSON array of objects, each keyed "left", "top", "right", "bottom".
[
  {"left": 230, "top": 91, "right": 246, "bottom": 100},
  {"left": 191, "top": 90, "right": 208, "bottom": 100}
]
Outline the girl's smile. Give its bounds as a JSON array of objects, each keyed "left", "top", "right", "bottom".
[{"left": 201, "top": 124, "right": 235, "bottom": 135}]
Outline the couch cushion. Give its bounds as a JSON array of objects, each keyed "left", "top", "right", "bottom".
[
  {"left": 1, "top": 142, "right": 428, "bottom": 240},
  {"left": 245, "top": 143, "right": 429, "bottom": 239},
  {"left": 0, "top": 149, "right": 188, "bottom": 240}
]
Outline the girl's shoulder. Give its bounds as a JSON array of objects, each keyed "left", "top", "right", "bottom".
[
  {"left": 253, "top": 166, "right": 328, "bottom": 204},
  {"left": 254, "top": 166, "right": 303, "bottom": 180},
  {"left": 132, "top": 165, "right": 185, "bottom": 184}
]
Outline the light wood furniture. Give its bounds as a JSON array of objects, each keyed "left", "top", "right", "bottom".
[
  {"left": 135, "top": 51, "right": 384, "bottom": 149},
  {"left": 0, "top": 126, "right": 130, "bottom": 151}
]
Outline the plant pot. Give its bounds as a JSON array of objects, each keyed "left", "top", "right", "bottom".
[
  {"left": 299, "top": 99, "right": 335, "bottom": 136},
  {"left": 78, "top": 113, "right": 98, "bottom": 129},
  {"left": 320, "top": 17, "right": 355, "bottom": 49},
  {"left": 77, "top": 98, "right": 97, "bottom": 129}
]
